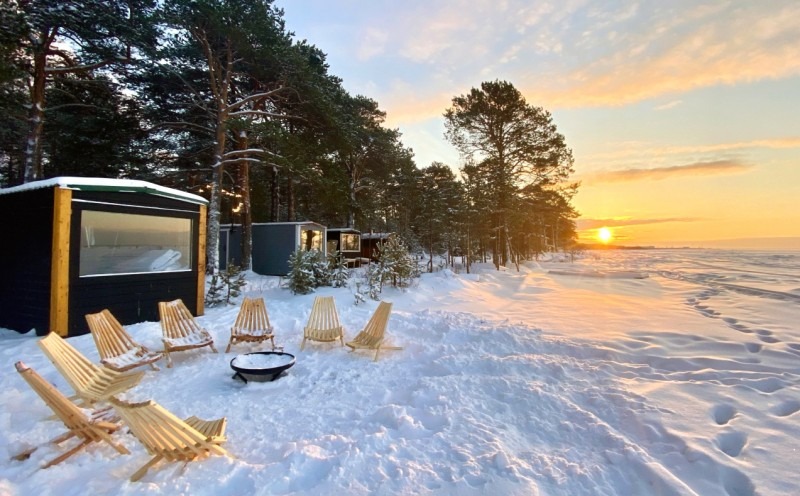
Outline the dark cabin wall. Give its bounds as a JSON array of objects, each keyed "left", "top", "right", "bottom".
[
  {"left": 252, "top": 224, "right": 294, "bottom": 276},
  {"left": 0, "top": 188, "right": 54, "bottom": 334},
  {"left": 67, "top": 190, "right": 202, "bottom": 336},
  {"left": 220, "top": 227, "right": 243, "bottom": 270}
]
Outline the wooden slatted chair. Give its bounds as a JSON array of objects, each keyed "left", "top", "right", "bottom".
[
  {"left": 12, "top": 361, "right": 129, "bottom": 468},
  {"left": 301, "top": 296, "right": 344, "bottom": 350},
  {"left": 226, "top": 297, "right": 277, "bottom": 353},
  {"left": 158, "top": 299, "right": 217, "bottom": 367},
  {"left": 38, "top": 333, "right": 144, "bottom": 406},
  {"left": 86, "top": 309, "right": 163, "bottom": 372},
  {"left": 109, "top": 397, "right": 229, "bottom": 482},
  {"left": 345, "top": 301, "right": 403, "bottom": 361}
]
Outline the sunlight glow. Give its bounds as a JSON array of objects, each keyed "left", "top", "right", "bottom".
[{"left": 598, "top": 227, "right": 613, "bottom": 243}]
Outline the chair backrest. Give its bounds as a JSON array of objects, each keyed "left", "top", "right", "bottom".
[
  {"left": 159, "top": 299, "right": 203, "bottom": 340},
  {"left": 15, "top": 361, "right": 93, "bottom": 435},
  {"left": 109, "top": 397, "right": 228, "bottom": 459},
  {"left": 38, "top": 332, "right": 100, "bottom": 394},
  {"left": 360, "top": 301, "right": 392, "bottom": 342},
  {"left": 232, "top": 297, "right": 271, "bottom": 334},
  {"left": 306, "top": 296, "right": 341, "bottom": 331},
  {"left": 86, "top": 309, "right": 139, "bottom": 361}
]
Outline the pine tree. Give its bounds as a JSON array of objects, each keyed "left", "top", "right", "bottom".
[{"left": 328, "top": 251, "right": 349, "bottom": 288}]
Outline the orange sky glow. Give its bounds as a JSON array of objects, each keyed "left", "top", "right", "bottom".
[{"left": 280, "top": 1, "right": 800, "bottom": 250}]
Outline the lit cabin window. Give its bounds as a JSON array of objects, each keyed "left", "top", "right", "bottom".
[
  {"left": 341, "top": 233, "right": 360, "bottom": 252},
  {"left": 79, "top": 210, "right": 192, "bottom": 276},
  {"left": 301, "top": 228, "right": 322, "bottom": 251}
]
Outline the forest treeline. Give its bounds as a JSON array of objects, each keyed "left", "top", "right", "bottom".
[{"left": 0, "top": 0, "right": 579, "bottom": 272}]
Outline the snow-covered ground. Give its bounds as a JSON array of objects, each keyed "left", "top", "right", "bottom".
[{"left": 1, "top": 249, "right": 798, "bottom": 495}]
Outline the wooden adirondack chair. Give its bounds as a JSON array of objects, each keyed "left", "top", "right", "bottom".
[
  {"left": 86, "top": 309, "right": 163, "bottom": 372},
  {"left": 38, "top": 333, "right": 144, "bottom": 406},
  {"left": 158, "top": 299, "right": 217, "bottom": 367},
  {"left": 109, "top": 397, "right": 229, "bottom": 482},
  {"left": 301, "top": 296, "right": 344, "bottom": 350},
  {"left": 345, "top": 301, "right": 403, "bottom": 361},
  {"left": 12, "top": 361, "right": 129, "bottom": 468},
  {"left": 226, "top": 297, "right": 277, "bottom": 353}
]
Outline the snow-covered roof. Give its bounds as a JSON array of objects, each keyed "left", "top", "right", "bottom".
[
  {"left": 0, "top": 177, "right": 208, "bottom": 205},
  {"left": 221, "top": 221, "right": 326, "bottom": 229},
  {"left": 361, "top": 232, "right": 394, "bottom": 240}
]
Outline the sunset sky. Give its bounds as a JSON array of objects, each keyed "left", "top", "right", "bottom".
[{"left": 277, "top": 1, "right": 800, "bottom": 249}]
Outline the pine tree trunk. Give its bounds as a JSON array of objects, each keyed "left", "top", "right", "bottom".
[
  {"left": 347, "top": 174, "right": 356, "bottom": 228},
  {"left": 287, "top": 175, "right": 295, "bottom": 221},
  {"left": 206, "top": 104, "right": 228, "bottom": 275},
  {"left": 270, "top": 165, "right": 280, "bottom": 221},
  {"left": 23, "top": 49, "right": 47, "bottom": 182},
  {"left": 236, "top": 131, "right": 252, "bottom": 271}
]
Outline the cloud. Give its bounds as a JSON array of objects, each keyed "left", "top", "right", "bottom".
[
  {"left": 357, "top": 28, "right": 389, "bottom": 61},
  {"left": 654, "top": 100, "right": 683, "bottom": 111},
  {"left": 534, "top": 2, "right": 800, "bottom": 107},
  {"left": 577, "top": 217, "right": 701, "bottom": 230},
  {"left": 583, "top": 137, "right": 800, "bottom": 164},
  {"left": 584, "top": 160, "right": 754, "bottom": 184}
]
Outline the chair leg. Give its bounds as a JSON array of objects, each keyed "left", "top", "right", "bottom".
[
  {"left": 300, "top": 337, "right": 307, "bottom": 351},
  {"left": 41, "top": 439, "right": 91, "bottom": 469},
  {"left": 130, "top": 455, "right": 164, "bottom": 482},
  {"left": 225, "top": 339, "right": 233, "bottom": 353},
  {"left": 209, "top": 342, "right": 218, "bottom": 353},
  {"left": 10, "top": 446, "right": 37, "bottom": 461},
  {"left": 149, "top": 361, "right": 161, "bottom": 371},
  {"left": 164, "top": 349, "right": 173, "bottom": 368}
]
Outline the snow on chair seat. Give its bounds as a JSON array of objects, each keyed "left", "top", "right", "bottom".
[
  {"left": 86, "top": 309, "right": 163, "bottom": 372},
  {"left": 226, "top": 296, "right": 277, "bottom": 353},
  {"left": 38, "top": 332, "right": 144, "bottom": 407},
  {"left": 157, "top": 299, "right": 217, "bottom": 368}
]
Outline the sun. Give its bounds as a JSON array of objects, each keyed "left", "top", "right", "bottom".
[{"left": 597, "top": 227, "right": 613, "bottom": 244}]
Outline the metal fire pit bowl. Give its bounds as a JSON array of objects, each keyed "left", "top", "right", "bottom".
[{"left": 230, "top": 352, "right": 296, "bottom": 383}]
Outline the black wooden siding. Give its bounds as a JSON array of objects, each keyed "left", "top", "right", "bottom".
[{"left": 0, "top": 188, "right": 54, "bottom": 335}]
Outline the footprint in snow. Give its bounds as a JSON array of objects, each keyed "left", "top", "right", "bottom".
[
  {"left": 711, "top": 404, "right": 737, "bottom": 425},
  {"left": 744, "top": 343, "right": 762, "bottom": 353},
  {"left": 770, "top": 400, "right": 800, "bottom": 417},
  {"left": 715, "top": 431, "right": 747, "bottom": 457}
]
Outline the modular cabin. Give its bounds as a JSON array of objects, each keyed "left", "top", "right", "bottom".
[
  {"left": 0, "top": 177, "right": 207, "bottom": 337},
  {"left": 326, "top": 227, "right": 365, "bottom": 266},
  {"left": 220, "top": 221, "right": 326, "bottom": 276},
  {"left": 360, "top": 232, "right": 395, "bottom": 262}
]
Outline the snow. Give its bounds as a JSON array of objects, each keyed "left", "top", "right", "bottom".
[
  {"left": 1, "top": 249, "right": 799, "bottom": 495},
  {"left": 0, "top": 176, "right": 207, "bottom": 205},
  {"left": 231, "top": 352, "right": 295, "bottom": 370}
]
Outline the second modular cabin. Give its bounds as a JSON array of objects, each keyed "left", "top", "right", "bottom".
[
  {"left": 360, "top": 232, "right": 395, "bottom": 262},
  {"left": 0, "top": 177, "right": 208, "bottom": 337},
  {"left": 326, "top": 227, "right": 366, "bottom": 266},
  {"left": 220, "top": 221, "right": 326, "bottom": 276}
]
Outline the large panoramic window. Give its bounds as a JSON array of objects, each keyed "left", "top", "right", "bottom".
[
  {"left": 79, "top": 210, "right": 192, "bottom": 276},
  {"left": 341, "top": 233, "right": 360, "bottom": 252}
]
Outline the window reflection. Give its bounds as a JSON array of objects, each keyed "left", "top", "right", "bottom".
[
  {"left": 341, "top": 233, "right": 360, "bottom": 252},
  {"left": 79, "top": 210, "right": 192, "bottom": 276},
  {"left": 301, "top": 228, "right": 322, "bottom": 251}
]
